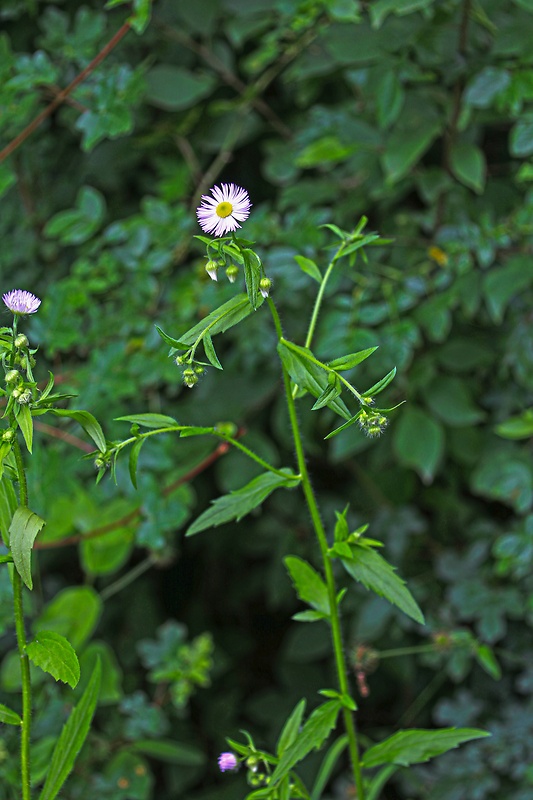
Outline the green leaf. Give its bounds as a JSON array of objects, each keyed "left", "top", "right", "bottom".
[
  {"left": 26, "top": 631, "right": 80, "bottom": 688},
  {"left": 0, "top": 703, "right": 22, "bottom": 726},
  {"left": 270, "top": 701, "right": 341, "bottom": 785},
  {"left": 361, "top": 728, "right": 490, "bottom": 769},
  {"left": 292, "top": 610, "right": 329, "bottom": 622},
  {"left": 364, "top": 367, "right": 396, "bottom": 397},
  {"left": 186, "top": 470, "right": 299, "bottom": 536},
  {"left": 495, "top": 409, "right": 533, "bottom": 440},
  {"left": 115, "top": 413, "right": 178, "bottom": 428},
  {"left": 393, "top": 407, "right": 444, "bottom": 483},
  {"left": 382, "top": 118, "right": 441, "bottom": 183},
  {"left": 9, "top": 506, "right": 46, "bottom": 590},
  {"left": 311, "top": 382, "right": 342, "bottom": 411},
  {"left": 130, "top": 739, "right": 205, "bottom": 765},
  {"left": 324, "top": 412, "right": 362, "bottom": 440},
  {"left": 294, "top": 255, "right": 322, "bottom": 283},
  {"left": 311, "top": 736, "right": 349, "bottom": 800},
  {"left": 370, "top": 0, "right": 435, "bottom": 28},
  {"left": 425, "top": 377, "right": 485, "bottom": 427},
  {"left": 145, "top": 65, "right": 215, "bottom": 111},
  {"left": 341, "top": 543, "right": 424, "bottom": 624},
  {"left": 38, "top": 659, "right": 101, "bottom": 800},
  {"left": 450, "top": 142, "right": 486, "bottom": 193},
  {"left": 474, "top": 644, "right": 502, "bottom": 680},
  {"left": 15, "top": 403, "right": 33, "bottom": 453},
  {"left": 154, "top": 325, "right": 189, "bottom": 349},
  {"left": 285, "top": 556, "right": 330, "bottom": 615},
  {"left": 510, "top": 117, "right": 533, "bottom": 157},
  {"left": 176, "top": 293, "right": 262, "bottom": 348},
  {"left": 45, "top": 409, "right": 106, "bottom": 453},
  {"left": 203, "top": 332, "right": 223, "bottom": 369},
  {"left": 320, "top": 223, "right": 348, "bottom": 240},
  {"left": 127, "top": 437, "right": 144, "bottom": 490},
  {"left": 483, "top": 256, "right": 533, "bottom": 324},
  {"left": 242, "top": 248, "right": 262, "bottom": 310},
  {"left": 277, "top": 341, "right": 352, "bottom": 420},
  {"left": 276, "top": 699, "right": 306, "bottom": 756},
  {"left": 34, "top": 587, "right": 102, "bottom": 650},
  {"left": 329, "top": 347, "right": 378, "bottom": 370},
  {"left": 0, "top": 475, "right": 17, "bottom": 548}
]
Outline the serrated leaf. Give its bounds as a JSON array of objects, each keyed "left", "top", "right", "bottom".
[
  {"left": 294, "top": 255, "right": 322, "bottom": 283},
  {"left": 9, "top": 506, "right": 46, "bottom": 589},
  {"left": 329, "top": 347, "right": 378, "bottom": 370},
  {"left": 203, "top": 332, "right": 223, "bottom": 369},
  {"left": 116, "top": 413, "right": 178, "bottom": 428},
  {"left": 277, "top": 699, "right": 306, "bottom": 756},
  {"left": 278, "top": 341, "right": 351, "bottom": 421},
  {"left": 364, "top": 367, "right": 397, "bottom": 397},
  {"left": 341, "top": 543, "right": 424, "bottom": 624},
  {"left": 15, "top": 403, "right": 33, "bottom": 453},
  {"left": 38, "top": 659, "right": 101, "bottom": 800},
  {"left": 285, "top": 556, "right": 330, "bottom": 615},
  {"left": 0, "top": 703, "right": 22, "bottom": 726},
  {"left": 26, "top": 631, "right": 80, "bottom": 688},
  {"left": 128, "top": 437, "right": 145, "bottom": 489},
  {"left": 270, "top": 701, "right": 341, "bottom": 785},
  {"left": 45, "top": 409, "right": 106, "bottom": 453},
  {"left": 186, "top": 470, "right": 299, "bottom": 536},
  {"left": 361, "top": 728, "right": 490, "bottom": 769}
]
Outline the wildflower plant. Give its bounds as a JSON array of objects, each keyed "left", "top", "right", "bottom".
[{"left": 107, "top": 188, "right": 490, "bottom": 799}]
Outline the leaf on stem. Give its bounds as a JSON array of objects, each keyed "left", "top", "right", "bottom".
[
  {"left": 276, "top": 699, "right": 306, "bottom": 756},
  {"left": 15, "top": 403, "right": 33, "bottom": 453},
  {"left": 328, "top": 347, "right": 378, "bottom": 371},
  {"left": 26, "top": 630, "right": 80, "bottom": 688},
  {"left": 284, "top": 556, "right": 330, "bottom": 615},
  {"left": 45, "top": 409, "right": 106, "bottom": 453},
  {"left": 361, "top": 727, "right": 490, "bottom": 769},
  {"left": 115, "top": 413, "right": 178, "bottom": 428},
  {"left": 186, "top": 470, "right": 299, "bottom": 536},
  {"left": 0, "top": 703, "right": 22, "bottom": 726},
  {"left": 294, "top": 255, "right": 322, "bottom": 283},
  {"left": 278, "top": 341, "right": 351, "bottom": 420},
  {"left": 9, "top": 506, "right": 46, "bottom": 589}
]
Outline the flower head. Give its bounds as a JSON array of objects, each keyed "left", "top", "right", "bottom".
[
  {"left": 196, "top": 183, "right": 251, "bottom": 237},
  {"left": 218, "top": 752, "right": 238, "bottom": 772},
  {"left": 3, "top": 290, "right": 41, "bottom": 316}
]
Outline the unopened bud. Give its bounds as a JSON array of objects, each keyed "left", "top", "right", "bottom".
[
  {"left": 94, "top": 456, "right": 107, "bottom": 470},
  {"left": 194, "top": 365, "right": 205, "bottom": 375},
  {"left": 14, "top": 334, "right": 29, "bottom": 349},
  {"left": 175, "top": 354, "right": 186, "bottom": 366},
  {"left": 205, "top": 260, "right": 219, "bottom": 281},
  {"left": 5, "top": 370, "right": 19, "bottom": 385},
  {"left": 225, "top": 264, "right": 239, "bottom": 283},
  {"left": 183, "top": 368, "right": 198, "bottom": 388},
  {"left": 2, "top": 429, "right": 14, "bottom": 442},
  {"left": 214, "top": 421, "right": 238, "bottom": 437},
  {"left": 18, "top": 390, "right": 32, "bottom": 405},
  {"left": 357, "top": 410, "right": 388, "bottom": 438},
  {"left": 259, "top": 277, "right": 272, "bottom": 298}
]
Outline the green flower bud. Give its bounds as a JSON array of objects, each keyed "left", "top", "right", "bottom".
[
  {"left": 5, "top": 370, "right": 19, "bottom": 385},
  {"left": 2, "top": 429, "right": 14, "bottom": 442},
  {"left": 183, "top": 368, "right": 198, "bottom": 388},
  {"left": 194, "top": 365, "right": 205, "bottom": 375},
  {"left": 259, "top": 277, "right": 272, "bottom": 298},
  {"left": 175, "top": 354, "right": 187, "bottom": 366},
  {"left": 94, "top": 456, "right": 107, "bottom": 471},
  {"left": 11, "top": 387, "right": 22, "bottom": 399},
  {"left": 14, "top": 334, "right": 29, "bottom": 349},
  {"left": 214, "top": 421, "right": 238, "bottom": 437},
  {"left": 225, "top": 264, "right": 239, "bottom": 283},
  {"left": 205, "top": 260, "right": 219, "bottom": 281}
]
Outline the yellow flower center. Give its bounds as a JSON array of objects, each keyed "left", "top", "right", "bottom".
[{"left": 216, "top": 201, "right": 233, "bottom": 218}]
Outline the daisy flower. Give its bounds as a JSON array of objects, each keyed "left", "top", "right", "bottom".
[
  {"left": 2, "top": 289, "right": 41, "bottom": 315},
  {"left": 196, "top": 183, "right": 251, "bottom": 237}
]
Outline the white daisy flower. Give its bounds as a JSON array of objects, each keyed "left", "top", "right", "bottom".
[{"left": 196, "top": 183, "right": 251, "bottom": 237}]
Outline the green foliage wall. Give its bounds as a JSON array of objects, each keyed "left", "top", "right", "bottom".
[{"left": 1, "top": 1, "right": 532, "bottom": 798}]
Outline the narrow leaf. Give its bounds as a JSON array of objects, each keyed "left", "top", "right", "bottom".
[
  {"left": 9, "top": 506, "right": 46, "bottom": 590},
  {"left": 270, "top": 701, "right": 341, "bottom": 785},
  {"left": 294, "top": 255, "right": 322, "bottom": 283},
  {"left": 341, "top": 543, "right": 424, "bottom": 624},
  {"left": 26, "top": 631, "right": 80, "bottom": 688},
  {"left": 311, "top": 382, "right": 341, "bottom": 411},
  {"left": 320, "top": 223, "right": 347, "bottom": 239},
  {"left": 364, "top": 367, "right": 397, "bottom": 397},
  {"left": 203, "top": 332, "right": 223, "bottom": 369},
  {"left": 46, "top": 409, "right": 106, "bottom": 453},
  {"left": 278, "top": 341, "right": 351, "bottom": 421},
  {"left": 155, "top": 324, "right": 189, "bottom": 349},
  {"left": 324, "top": 412, "right": 361, "bottom": 440},
  {"left": 177, "top": 293, "right": 262, "bottom": 347},
  {"left": 128, "top": 438, "right": 145, "bottom": 489},
  {"left": 311, "top": 736, "right": 349, "bottom": 800},
  {"left": 362, "top": 728, "right": 490, "bottom": 769},
  {"left": 0, "top": 703, "right": 22, "bottom": 726},
  {"left": 242, "top": 248, "right": 262, "bottom": 310},
  {"left": 284, "top": 556, "right": 330, "bottom": 615},
  {"left": 276, "top": 699, "right": 306, "bottom": 756},
  {"left": 15, "top": 403, "right": 33, "bottom": 453},
  {"left": 38, "top": 659, "right": 101, "bottom": 800},
  {"left": 115, "top": 413, "right": 178, "bottom": 428},
  {"left": 186, "top": 470, "right": 299, "bottom": 536},
  {"left": 329, "top": 347, "right": 379, "bottom": 370},
  {"left": 292, "top": 610, "right": 329, "bottom": 622}
]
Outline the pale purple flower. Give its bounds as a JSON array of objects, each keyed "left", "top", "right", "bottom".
[
  {"left": 218, "top": 752, "right": 238, "bottom": 772},
  {"left": 196, "top": 183, "right": 251, "bottom": 237},
  {"left": 3, "top": 290, "right": 41, "bottom": 316}
]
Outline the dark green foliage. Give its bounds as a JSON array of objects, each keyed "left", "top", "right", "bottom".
[{"left": 1, "top": 0, "right": 533, "bottom": 797}]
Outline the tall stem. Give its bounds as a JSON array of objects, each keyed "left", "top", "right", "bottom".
[
  {"left": 268, "top": 299, "right": 365, "bottom": 799},
  {"left": 12, "top": 436, "right": 32, "bottom": 800}
]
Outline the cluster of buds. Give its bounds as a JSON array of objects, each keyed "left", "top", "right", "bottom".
[
  {"left": 175, "top": 355, "right": 206, "bottom": 389},
  {"left": 205, "top": 259, "right": 241, "bottom": 285},
  {"left": 357, "top": 409, "right": 388, "bottom": 438},
  {"left": 218, "top": 752, "right": 274, "bottom": 789}
]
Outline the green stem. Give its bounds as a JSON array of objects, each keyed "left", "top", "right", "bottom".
[
  {"left": 214, "top": 433, "right": 300, "bottom": 480},
  {"left": 304, "top": 257, "right": 337, "bottom": 350},
  {"left": 12, "top": 436, "right": 31, "bottom": 800},
  {"left": 268, "top": 298, "right": 365, "bottom": 800}
]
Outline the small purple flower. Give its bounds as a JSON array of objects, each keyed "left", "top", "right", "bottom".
[
  {"left": 218, "top": 752, "right": 238, "bottom": 772},
  {"left": 2, "top": 290, "right": 41, "bottom": 316}
]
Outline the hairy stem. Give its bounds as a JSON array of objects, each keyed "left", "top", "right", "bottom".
[{"left": 268, "top": 298, "right": 365, "bottom": 799}]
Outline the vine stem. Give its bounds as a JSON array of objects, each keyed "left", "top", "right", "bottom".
[
  {"left": 12, "top": 436, "right": 32, "bottom": 800},
  {"left": 268, "top": 298, "right": 365, "bottom": 800}
]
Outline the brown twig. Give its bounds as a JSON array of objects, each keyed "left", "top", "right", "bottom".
[
  {"left": 34, "top": 439, "right": 231, "bottom": 550},
  {"left": 33, "top": 420, "right": 95, "bottom": 453},
  {"left": 0, "top": 22, "right": 132, "bottom": 164}
]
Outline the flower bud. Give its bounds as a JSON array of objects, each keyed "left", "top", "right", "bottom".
[
  {"left": 14, "top": 334, "right": 29, "bottom": 349},
  {"left": 175, "top": 354, "right": 186, "bottom": 366},
  {"left": 2, "top": 429, "right": 14, "bottom": 442},
  {"left": 225, "top": 264, "right": 239, "bottom": 283},
  {"left": 5, "top": 370, "right": 19, "bottom": 385},
  {"left": 183, "top": 368, "right": 198, "bottom": 388},
  {"left": 11, "top": 387, "right": 22, "bottom": 399},
  {"left": 357, "top": 410, "right": 388, "bottom": 438},
  {"left": 194, "top": 365, "right": 205, "bottom": 375},
  {"left": 18, "top": 390, "right": 32, "bottom": 405},
  {"left": 205, "top": 260, "right": 219, "bottom": 281},
  {"left": 214, "top": 421, "right": 238, "bottom": 437},
  {"left": 94, "top": 456, "right": 107, "bottom": 471},
  {"left": 259, "top": 277, "right": 272, "bottom": 298}
]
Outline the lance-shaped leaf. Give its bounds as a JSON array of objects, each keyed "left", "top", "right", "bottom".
[
  {"left": 270, "top": 700, "right": 341, "bottom": 785},
  {"left": 364, "top": 367, "right": 397, "bottom": 397},
  {"left": 115, "top": 413, "right": 178, "bottom": 428},
  {"left": 170, "top": 293, "right": 263, "bottom": 351},
  {"left": 15, "top": 403, "right": 33, "bottom": 453},
  {"left": 242, "top": 248, "right": 262, "bottom": 310},
  {"left": 328, "top": 347, "right": 378, "bottom": 371},
  {"left": 361, "top": 728, "right": 490, "bottom": 769},
  {"left": 10, "top": 506, "right": 46, "bottom": 589},
  {"left": 0, "top": 703, "right": 22, "bottom": 726},
  {"left": 203, "top": 332, "right": 223, "bottom": 369},
  {"left": 294, "top": 255, "right": 322, "bottom": 283},
  {"left": 186, "top": 470, "right": 299, "bottom": 536},
  {"left": 285, "top": 556, "right": 330, "bottom": 615},
  {"left": 26, "top": 631, "right": 80, "bottom": 689},
  {"left": 39, "top": 659, "right": 101, "bottom": 800},
  {"left": 311, "top": 381, "right": 342, "bottom": 411},
  {"left": 278, "top": 341, "right": 351, "bottom": 421},
  {"left": 45, "top": 409, "right": 106, "bottom": 453},
  {"left": 276, "top": 699, "right": 306, "bottom": 756},
  {"left": 339, "top": 542, "right": 424, "bottom": 625}
]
